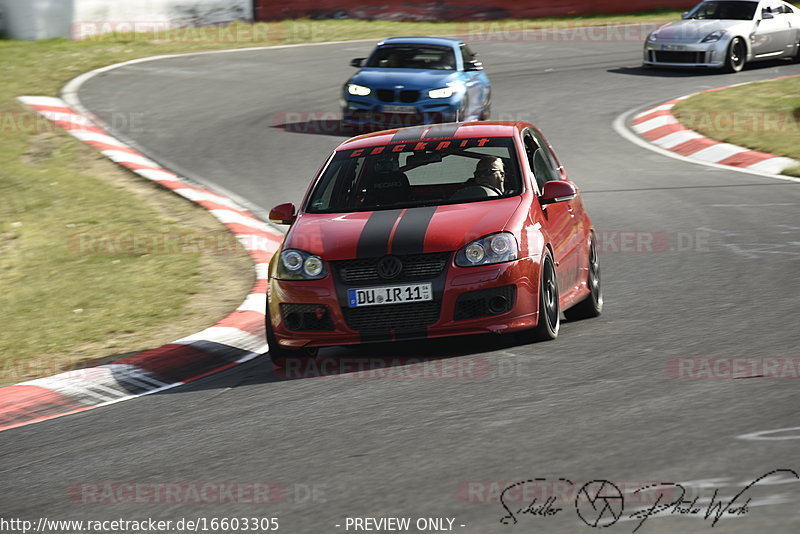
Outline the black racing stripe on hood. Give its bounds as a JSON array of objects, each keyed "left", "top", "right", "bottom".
[
  {"left": 391, "top": 126, "right": 428, "bottom": 142},
  {"left": 423, "top": 123, "right": 461, "bottom": 139},
  {"left": 390, "top": 206, "right": 438, "bottom": 256},
  {"left": 357, "top": 209, "right": 403, "bottom": 258}
]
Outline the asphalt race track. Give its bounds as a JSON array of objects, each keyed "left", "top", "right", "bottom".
[{"left": 3, "top": 27, "right": 800, "bottom": 533}]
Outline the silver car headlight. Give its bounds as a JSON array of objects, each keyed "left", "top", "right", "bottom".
[
  {"left": 455, "top": 232, "right": 518, "bottom": 267},
  {"left": 701, "top": 30, "right": 726, "bottom": 43},
  {"left": 347, "top": 84, "right": 371, "bottom": 96},
  {"left": 647, "top": 31, "right": 659, "bottom": 43},
  {"left": 277, "top": 249, "right": 327, "bottom": 280}
]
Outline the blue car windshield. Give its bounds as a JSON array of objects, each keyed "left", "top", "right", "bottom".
[
  {"left": 686, "top": 1, "right": 758, "bottom": 20},
  {"left": 366, "top": 45, "right": 457, "bottom": 70},
  {"left": 306, "top": 137, "right": 522, "bottom": 213}
]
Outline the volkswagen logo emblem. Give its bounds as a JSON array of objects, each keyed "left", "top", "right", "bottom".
[{"left": 377, "top": 256, "right": 403, "bottom": 280}]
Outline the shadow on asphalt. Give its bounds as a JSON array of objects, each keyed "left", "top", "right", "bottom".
[
  {"left": 608, "top": 58, "right": 795, "bottom": 77},
  {"left": 155, "top": 331, "right": 542, "bottom": 392},
  {"left": 271, "top": 119, "right": 369, "bottom": 138}
]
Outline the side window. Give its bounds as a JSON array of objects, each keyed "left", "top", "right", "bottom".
[
  {"left": 460, "top": 44, "right": 474, "bottom": 69},
  {"left": 530, "top": 130, "right": 562, "bottom": 186},
  {"left": 523, "top": 133, "right": 545, "bottom": 193}
]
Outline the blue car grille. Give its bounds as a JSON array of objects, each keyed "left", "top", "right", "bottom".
[
  {"left": 375, "top": 89, "right": 421, "bottom": 103},
  {"left": 377, "top": 89, "right": 394, "bottom": 102}
]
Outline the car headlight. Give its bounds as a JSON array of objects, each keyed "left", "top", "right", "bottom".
[
  {"left": 455, "top": 232, "right": 518, "bottom": 267},
  {"left": 277, "top": 249, "right": 327, "bottom": 280},
  {"left": 347, "top": 84, "right": 371, "bottom": 96},
  {"left": 647, "top": 32, "right": 659, "bottom": 43},
  {"left": 701, "top": 30, "right": 725, "bottom": 43},
  {"left": 428, "top": 87, "right": 456, "bottom": 99}
]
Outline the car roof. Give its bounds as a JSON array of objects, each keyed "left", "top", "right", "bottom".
[
  {"left": 337, "top": 122, "right": 526, "bottom": 151},
  {"left": 378, "top": 36, "right": 464, "bottom": 48}
]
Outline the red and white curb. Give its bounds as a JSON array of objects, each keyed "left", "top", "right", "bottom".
[
  {"left": 0, "top": 96, "right": 283, "bottom": 432},
  {"left": 621, "top": 76, "right": 800, "bottom": 179}
]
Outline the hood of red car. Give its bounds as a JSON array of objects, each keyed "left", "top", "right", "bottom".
[{"left": 285, "top": 197, "right": 523, "bottom": 260}]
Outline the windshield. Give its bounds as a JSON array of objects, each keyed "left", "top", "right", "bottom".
[
  {"left": 685, "top": 1, "right": 758, "bottom": 20},
  {"left": 365, "top": 44, "right": 457, "bottom": 70},
  {"left": 306, "top": 137, "right": 522, "bottom": 213}
]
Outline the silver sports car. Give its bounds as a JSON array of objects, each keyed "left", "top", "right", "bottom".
[{"left": 644, "top": 0, "right": 800, "bottom": 72}]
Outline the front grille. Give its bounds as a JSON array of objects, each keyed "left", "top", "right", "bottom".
[
  {"left": 399, "top": 90, "right": 420, "bottom": 103},
  {"left": 653, "top": 51, "right": 705, "bottom": 64},
  {"left": 344, "top": 301, "right": 441, "bottom": 331},
  {"left": 454, "top": 285, "right": 516, "bottom": 321},
  {"left": 280, "top": 304, "right": 335, "bottom": 331},
  {"left": 333, "top": 253, "right": 450, "bottom": 285},
  {"left": 376, "top": 89, "right": 395, "bottom": 102}
]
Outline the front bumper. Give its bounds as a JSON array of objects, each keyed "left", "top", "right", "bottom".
[
  {"left": 643, "top": 41, "right": 727, "bottom": 68},
  {"left": 342, "top": 92, "right": 462, "bottom": 127},
  {"left": 268, "top": 255, "right": 540, "bottom": 350}
]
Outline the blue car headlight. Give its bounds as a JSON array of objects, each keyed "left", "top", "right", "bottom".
[
  {"left": 455, "top": 232, "right": 518, "bottom": 267},
  {"left": 277, "top": 249, "right": 327, "bottom": 280},
  {"left": 701, "top": 30, "right": 725, "bottom": 43},
  {"left": 428, "top": 87, "right": 456, "bottom": 99},
  {"left": 347, "top": 84, "right": 371, "bottom": 96}
]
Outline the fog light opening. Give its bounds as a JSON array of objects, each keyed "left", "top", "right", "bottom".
[
  {"left": 284, "top": 312, "right": 303, "bottom": 331},
  {"left": 488, "top": 296, "right": 510, "bottom": 315}
]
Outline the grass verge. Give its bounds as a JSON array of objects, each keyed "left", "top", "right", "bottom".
[
  {"left": 672, "top": 76, "right": 800, "bottom": 177},
  {"left": 0, "top": 13, "right": 683, "bottom": 384}
]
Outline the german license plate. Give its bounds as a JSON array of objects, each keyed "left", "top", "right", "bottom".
[
  {"left": 348, "top": 283, "right": 432, "bottom": 307},
  {"left": 382, "top": 105, "right": 415, "bottom": 114}
]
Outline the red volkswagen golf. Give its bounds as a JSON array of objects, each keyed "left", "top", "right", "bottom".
[{"left": 266, "top": 122, "right": 601, "bottom": 365}]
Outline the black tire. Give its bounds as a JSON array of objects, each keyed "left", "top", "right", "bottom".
[
  {"left": 265, "top": 306, "right": 317, "bottom": 368},
  {"left": 523, "top": 252, "right": 560, "bottom": 342},
  {"left": 793, "top": 40, "right": 800, "bottom": 63},
  {"left": 564, "top": 235, "right": 603, "bottom": 321},
  {"left": 724, "top": 37, "right": 746, "bottom": 73}
]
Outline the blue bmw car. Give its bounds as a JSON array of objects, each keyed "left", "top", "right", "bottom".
[{"left": 342, "top": 37, "right": 492, "bottom": 129}]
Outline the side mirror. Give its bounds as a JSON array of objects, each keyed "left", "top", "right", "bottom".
[
  {"left": 681, "top": 11, "right": 690, "bottom": 19},
  {"left": 761, "top": 11, "right": 774, "bottom": 19},
  {"left": 539, "top": 181, "right": 577, "bottom": 205},
  {"left": 350, "top": 58, "right": 365, "bottom": 67},
  {"left": 464, "top": 59, "right": 483, "bottom": 71},
  {"left": 269, "top": 202, "right": 297, "bottom": 225}
]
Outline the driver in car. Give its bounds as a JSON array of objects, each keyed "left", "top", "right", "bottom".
[
  {"left": 473, "top": 156, "right": 505, "bottom": 194},
  {"left": 449, "top": 156, "right": 506, "bottom": 200}
]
